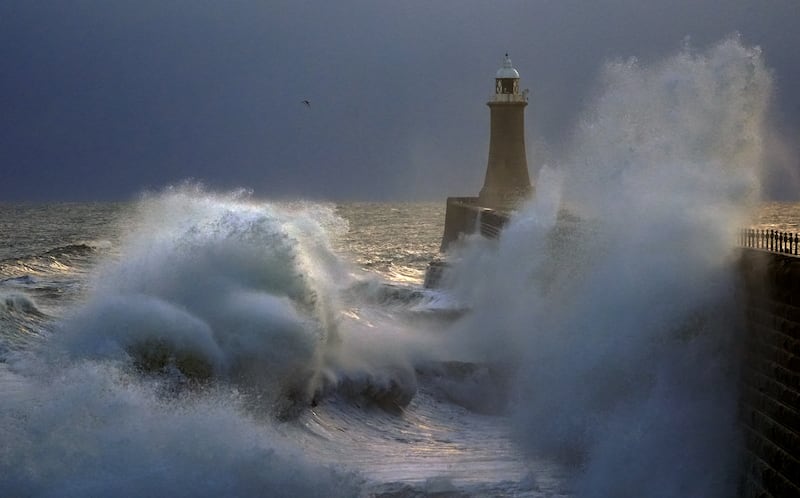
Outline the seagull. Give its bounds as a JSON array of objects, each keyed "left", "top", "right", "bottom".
[{"left": 301, "top": 100, "right": 311, "bottom": 108}]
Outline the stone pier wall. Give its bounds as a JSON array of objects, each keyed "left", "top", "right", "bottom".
[
  {"left": 439, "top": 197, "right": 509, "bottom": 252},
  {"left": 738, "top": 248, "right": 800, "bottom": 497},
  {"left": 440, "top": 197, "right": 481, "bottom": 252}
]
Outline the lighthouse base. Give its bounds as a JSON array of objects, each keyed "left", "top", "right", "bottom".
[
  {"left": 478, "top": 185, "right": 533, "bottom": 212},
  {"left": 439, "top": 197, "right": 510, "bottom": 252}
]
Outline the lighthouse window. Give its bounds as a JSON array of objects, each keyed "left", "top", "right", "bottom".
[{"left": 500, "top": 79, "right": 514, "bottom": 94}]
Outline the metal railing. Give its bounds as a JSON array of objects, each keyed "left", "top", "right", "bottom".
[
  {"left": 740, "top": 228, "right": 800, "bottom": 256},
  {"left": 477, "top": 209, "right": 508, "bottom": 239},
  {"left": 479, "top": 222, "right": 502, "bottom": 239}
]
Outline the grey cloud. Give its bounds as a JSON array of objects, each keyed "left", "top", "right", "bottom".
[{"left": 0, "top": 1, "right": 797, "bottom": 201}]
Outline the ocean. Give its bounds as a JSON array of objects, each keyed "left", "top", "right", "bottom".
[
  {"left": 0, "top": 192, "right": 796, "bottom": 497},
  {"left": 0, "top": 38, "right": 790, "bottom": 498},
  {"left": 0, "top": 194, "right": 561, "bottom": 497}
]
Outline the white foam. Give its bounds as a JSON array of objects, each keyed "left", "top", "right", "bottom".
[{"left": 447, "top": 37, "right": 770, "bottom": 497}]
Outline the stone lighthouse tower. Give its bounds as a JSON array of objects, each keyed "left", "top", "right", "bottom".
[
  {"left": 478, "top": 54, "right": 533, "bottom": 209},
  {"left": 432, "top": 54, "right": 535, "bottom": 258}
]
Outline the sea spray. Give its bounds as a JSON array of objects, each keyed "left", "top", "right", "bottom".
[
  {"left": 1, "top": 186, "right": 462, "bottom": 496},
  {"left": 0, "top": 188, "right": 369, "bottom": 495},
  {"left": 447, "top": 37, "right": 771, "bottom": 497},
  {"left": 61, "top": 186, "right": 435, "bottom": 408},
  {"left": 2, "top": 188, "right": 431, "bottom": 495},
  {"left": 47, "top": 187, "right": 358, "bottom": 410},
  {"left": 0, "top": 360, "right": 360, "bottom": 497}
]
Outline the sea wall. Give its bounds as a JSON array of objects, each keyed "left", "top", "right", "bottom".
[
  {"left": 426, "top": 199, "right": 509, "bottom": 288},
  {"left": 439, "top": 197, "right": 508, "bottom": 252},
  {"left": 738, "top": 248, "right": 800, "bottom": 497}
]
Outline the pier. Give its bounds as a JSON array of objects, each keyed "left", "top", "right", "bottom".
[{"left": 738, "top": 230, "right": 800, "bottom": 497}]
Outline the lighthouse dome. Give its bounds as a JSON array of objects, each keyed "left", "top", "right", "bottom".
[{"left": 496, "top": 54, "right": 520, "bottom": 79}]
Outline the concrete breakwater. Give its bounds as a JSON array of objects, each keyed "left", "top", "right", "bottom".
[
  {"left": 738, "top": 239, "right": 800, "bottom": 497},
  {"left": 425, "top": 197, "right": 510, "bottom": 289},
  {"left": 424, "top": 197, "right": 509, "bottom": 288},
  {"left": 438, "top": 197, "right": 509, "bottom": 252}
]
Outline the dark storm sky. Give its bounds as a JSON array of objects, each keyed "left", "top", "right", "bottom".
[{"left": 1, "top": 1, "right": 798, "bottom": 202}]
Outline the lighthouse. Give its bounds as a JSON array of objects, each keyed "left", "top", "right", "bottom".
[
  {"left": 433, "top": 54, "right": 534, "bottom": 257},
  {"left": 478, "top": 54, "right": 533, "bottom": 209}
]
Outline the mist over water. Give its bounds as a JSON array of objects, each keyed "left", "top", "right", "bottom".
[{"left": 448, "top": 37, "right": 771, "bottom": 496}]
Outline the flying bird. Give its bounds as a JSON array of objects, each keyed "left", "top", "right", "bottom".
[{"left": 301, "top": 100, "right": 311, "bottom": 108}]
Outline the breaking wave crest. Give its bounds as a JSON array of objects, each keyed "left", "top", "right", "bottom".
[
  {"left": 49, "top": 187, "right": 375, "bottom": 410},
  {"left": 0, "top": 187, "right": 428, "bottom": 496}
]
